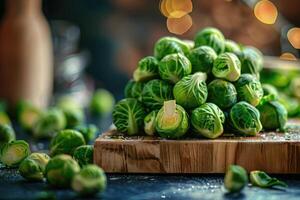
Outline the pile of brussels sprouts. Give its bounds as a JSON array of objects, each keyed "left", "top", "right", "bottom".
[{"left": 113, "top": 27, "right": 289, "bottom": 139}]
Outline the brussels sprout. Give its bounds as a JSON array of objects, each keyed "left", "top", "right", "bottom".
[
  {"left": 0, "top": 124, "right": 15, "bottom": 146},
  {"left": 142, "top": 79, "right": 173, "bottom": 110},
  {"left": 194, "top": 27, "right": 225, "bottom": 54},
  {"left": 158, "top": 53, "right": 192, "bottom": 84},
  {"left": 212, "top": 53, "right": 241, "bottom": 82},
  {"left": 19, "top": 153, "right": 50, "bottom": 181},
  {"left": 0, "top": 112, "right": 11, "bottom": 126},
  {"left": 75, "top": 124, "right": 98, "bottom": 144},
  {"left": 18, "top": 105, "right": 41, "bottom": 131},
  {"left": 208, "top": 79, "right": 237, "bottom": 109},
  {"left": 155, "top": 100, "right": 189, "bottom": 139},
  {"left": 191, "top": 103, "right": 225, "bottom": 139},
  {"left": 124, "top": 80, "right": 144, "bottom": 101},
  {"left": 89, "top": 89, "right": 115, "bottom": 116},
  {"left": 250, "top": 171, "right": 287, "bottom": 188},
  {"left": 262, "top": 84, "right": 278, "bottom": 99},
  {"left": 235, "top": 74, "right": 263, "bottom": 106},
  {"left": 243, "top": 46, "right": 263, "bottom": 72},
  {"left": 71, "top": 164, "right": 107, "bottom": 196},
  {"left": 173, "top": 72, "right": 208, "bottom": 109},
  {"left": 133, "top": 56, "right": 159, "bottom": 82},
  {"left": 32, "top": 108, "right": 66, "bottom": 138},
  {"left": 50, "top": 129, "right": 86, "bottom": 156},
  {"left": 62, "top": 108, "right": 85, "bottom": 129},
  {"left": 45, "top": 154, "right": 80, "bottom": 188},
  {"left": 57, "top": 95, "right": 81, "bottom": 110},
  {"left": 278, "top": 93, "right": 300, "bottom": 117},
  {"left": 112, "top": 98, "right": 146, "bottom": 135},
  {"left": 224, "top": 40, "right": 241, "bottom": 53},
  {"left": 237, "top": 48, "right": 262, "bottom": 78},
  {"left": 73, "top": 145, "right": 93, "bottom": 167},
  {"left": 257, "top": 101, "right": 287, "bottom": 131},
  {"left": 290, "top": 77, "right": 300, "bottom": 99},
  {"left": 144, "top": 110, "right": 158, "bottom": 136},
  {"left": 0, "top": 140, "right": 30, "bottom": 167},
  {"left": 229, "top": 101, "right": 262, "bottom": 136},
  {"left": 224, "top": 165, "right": 248, "bottom": 193},
  {"left": 188, "top": 46, "right": 217, "bottom": 73},
  {"left": 154, "top": 37, "right": 183, "bottom": 60}
]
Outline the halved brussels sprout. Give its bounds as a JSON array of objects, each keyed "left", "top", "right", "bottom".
[
  {"left": 73, "top": 145, "right": 93, "bottom": 167},
  {"left": 224, "top": 40, "right": 241, "bottom": 53},
  {"left": 75, "top": 124, "right": 98, "bottom": 144},
  {"left": 229, "top": 101, "right": 262, "bottom": 136},
  {"left": 19, "top": 153, "right": 50, "bottom": 181},
  {"left": 142, "top": 79, "right": 173, "bottom": 110},
  {"left": 144, "top": 110, "right": 158, "bottom": 136},
  {"left": 212, "top": 53, "right": 241, "bottom": 82},
  {"left": 155, "top": 100, "right": 189, "bottom": 139},
  {"left": 50, "top": 129, "right": 86, "bottom": 156},
  {"left": 235, "top": 74, "right": 263, "bottom": 106},
  {"left": 0, "top": 140, "right": 30, "bottom": 167},
  {"left": 45, "top": 154, "right": 80, "bottom": 188},
  {"left": 18, "top": 105, "right": 41, "bottom": 131},
  {"left": 112, "top": 98, "right": 146, "bottom": 135},
  {"left": 154, "top": 37, "right": 183, "bottom": 60},
  {"left": 133, "top": 56, "right": 159, "bottom": 82},
  {"left": 0, "top": 112, "right": 11, "bottom": 126},
  {"left": 194, "top": 27, "right": 225, "bottom": 54},
  {"left": 262, "top": 84, "right": 278, "bottom": 99},
  {"left": 158, "top": 53, "right": 192, "bottom": 84},
  {"left": 89, "top": 89, "right": 115, "bottom": 116},
  {"left": 124, "top": 80, "right": 144, "bottom": 101},
  {"left": 188, "top": 46, "right": 217, "bottom": 73},
  {"left": 0, "top": 124, "right": 15, "bottom": 146},
  {"left": 173, "top": 72, "right": 208, "bottom": 110},
  {"left": 71, "top": 164, "right": 107, "bottom": 196},
  {"left": 250, "top": 170, "right": 287, "bottom": 188},
  {"left": 290, "top": 77, "right": 300, "bottom": 99},
  {"left": 237, "top": 48, "right": 262, "bottom": 78},
  {"left": 191, "top": 103, "right": 225, "bottom": 139},
  {"left": 208, "top": 79, "right": 237, "bottom": 109},
  {"left": 224, "top": 165, "right": 248, "bottom": 193}
]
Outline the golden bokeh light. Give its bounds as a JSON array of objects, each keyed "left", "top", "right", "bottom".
[
  {"left": 167, "top": 14, "right": 193, "bottom": 35},
  {"left": 254, "top": 0, "right": 278, "bottom": 24},
  {"left": 279, "top": 52, "right": 297, "bottom": 61},
  {"left": 159, "top": 0, "right": 193, "bottom": 18},
  {"left": 287, "top": 27, "right": 300, "bottom": 49}
]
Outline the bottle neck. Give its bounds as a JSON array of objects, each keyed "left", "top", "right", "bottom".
[{"left": 6, "top": 0, "right": 42, "bottom": 17}]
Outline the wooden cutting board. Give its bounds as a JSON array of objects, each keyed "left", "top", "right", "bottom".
[{"left": 94, "top": 121, "right": 300, "bottom": 174}]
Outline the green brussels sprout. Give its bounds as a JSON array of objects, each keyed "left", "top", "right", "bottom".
[
  {"left": 144, "top": 110, "right": 158, "bottom": 136},
  {"left": 224, "top": 40, "right": 241, "bottom": 53},
  {"left": 194, "top": 27, "right": 225, "bottom": 54},
  {"left": 62, "top": 108, "right": 85, "bottom": 129},
  {"left": 158, "top": 53, "right": 192, "bottom": 84},
  {"left": 32, "top": 108, "right": 66, "bottom": 138},
  {"left": 237, "top": 48, "right": 262, "bottom": 78},
  {"left": 89, "top": 89, "right": 115, "bottom": 116},
  {"left": 155, "top": 100, "right": 189, "bottom": 139},
  {"left": 0, "top": 140, "right": 30, "bottom": 167},
  {"left": 260, "top": 69, "right": 297, "bottom": 89},
  {"left": 290, "top": 77, "right": 300, "bottom": 99},
  {"left": 191, "top": 103, "right": 225, "bottom": 139},
  {"left": 142, "top": 79, "right": 173, "bottom": 110},
  {"left": 0, "top": 124, "right": 15, "bottom": 146},
  {"left": 188, "top": 46, "right": 217, "bottom": 73},
  {"left": 75, "top": 124, "right": 98, "bottom": 144},
  {"left": 71, "top": 164, "right": 107, "bottom": 196},
  {"left": 212, "top": 53, "right": 241, "bottom": 82},
  {"left": 73, "top": 145, "right": 93, "bottom": 167},
  {"left": 154, "top": 37, "right": 183, "bottom": 60},
  {"left": 133, "top": 56, "right": 159, "bottom": 82},
  {"left": 49, "top": 129, "right": 86, "bottom": 156},
  {"left": 45, "top": 154, "right": 80, "bottom": 188},
  {"left": 278, "top": 93, "right": 300, "bottom": 117},
  {"left": 0, "top": 112, "right": 11, "bottom": 126},
  {"left": 257, "top": 101, "right": 287, "bottom": 131},
  {"left": 57, "top": 95, "right": 81, "bottom": 110},
  {"left": 208, "top": 79, "right": 237, "bottom": 109},
  {"left": 124, "top": 80, "right": 144, "bottom": 101},
  {"left": 242, "top": 46, "right": 263, "bottom": 72},
  {"left": 235, "top": 74, "right": 263, "bottom": 106},
  {"left": 250, "top": 170, "right": 287, "bottom": 188},
  {"left": 112, "top": 98, "right": 146, "bottom": 135},
  {"left": 262, "top": 84, "right": 278, "bottom": 99},
  {"left": 18, "top": 105, "right": 41, "bottom": 131},
  {"left": 224, "top": 165, "right": 248, "bottom": 193},
  {"left": 173, "top": 72, "right": 208, "bottom": 110},
  {"left": 229, "top": 101, "right": 262, "bottom": 136},
  {"left": 19, "top": 153, "right": 50, "bottom": 181}
]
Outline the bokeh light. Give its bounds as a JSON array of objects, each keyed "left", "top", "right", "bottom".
[
  {"left": 287, "top": 27, "right": 300, "bottom": 49},
  {"left": 254, "top": 0, "right": 278, "bottom": 24},
  {"left": 167, "top": 14, "right": 193, "bottom": 35},
  {"left": 279, "top": 52, "right": 297, "bottom": 61},
  {"left": 159, "top": 0, "right": 193, "bottom": 18}
]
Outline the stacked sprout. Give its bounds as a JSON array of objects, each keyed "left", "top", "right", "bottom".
[{"left": 113, "top": 27, "right": 288, "bottom": 139}]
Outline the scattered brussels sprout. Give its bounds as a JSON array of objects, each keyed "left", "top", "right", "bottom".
[
  {"left": 235, "top": 74, "right": 263, "bottom": 106},
  {"left": 18, "top": 105, "right": 41, "bottom": 131},
  {"left": 208, "top": 79, "right": 237, "bottom": 109},
  {"left": 19, "top": 153, "right": 50, "bottom": 181},
  {"left": 0, "top": 124, "right": 15, "bottom": 146},
  {"left": 62, "top": 108, "right": 85, "bottom": 129},
  {"left": 260, "top": 69, "right": 297, "bottom": 89},
  {"left": 158, "top": 53, "right": 192, "bottom": 84},
  {"left": 75, "top": 124, "right": 98, "bottom": 144},
  {"left": 224, "top": 40, "right": 241, "bottom": 53},
  {"left": 237, "top": 48, "right": 262, "bottom": 78},
  {"left": 154, "top": 37, "right": 183, "bottom": 60},
  {"left": 0, "top": 140, "right": 30, "bottom": 167},
  {"left": 142, "top": 79, "right": 173, "bottom": 110},
  {"left": 191, "top": 103, "right": 225, "bottom": 139},
  {"left": 229, "top": 101, "right": 262, "bottom": 136},
  {"left": 144, "top": 110, "right": 158, "bottom": 136},
  {"left": 133, "top": 56, "right": 159, "bottom": 82},
  {"left": 155, "top": 100, "right": 189, "bottom": 139},
  {"left": 262, "top": 84, "right": 278, "bottom": 99},
  {"left": 73, "top": 145, "right": 93, "bottom": 167},
  {"left": 188, "top": 46, "right": 217, "bottom": 73},
  {"left": 290, "top": 77, "right": 300, "bottom": 99},
  {"left": 0, "top": 112, "right": 11, "bottom": 126},
  {"left": 212, "top": 52, "right": 241, "bottom": 82},
  {"left": 194, "top": 27, "right": 225, "bottom": 54},
  {"left": 49, "top": 129, "right": 86, "bottom": 156},
  {"left": 112, "top": 98, "right": 146, "bottom": 135},
  {"left": 45, "top": 154, "right": 80, "bottom": 188},
  {"left": 173, "top": 72, "right": 208, "bottom": 109},
  {"left": 124, "top": 80, "right": 144, "bottom": 101},
  {"left": 278, "top": 93, "right": 300, "bottom": 117},
  {"left": 89, "top": 89, "right": 115, "bottom": 116},
  {"left": 224, "top": 165, "right": 248, "bottom": 193},
  {"left": 250, "top": 171, "right": 287, "bottom": 188},
  {"left": 57, "top": 95, "right": 81, "bottom": 110},
  {"left": 71, "top": 164, "right": 107, "bottom": 196}
]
